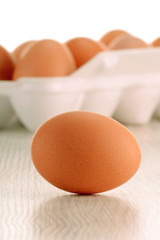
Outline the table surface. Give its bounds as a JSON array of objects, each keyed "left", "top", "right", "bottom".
[{"left": 0, "top": 120, "right": 160, "bottom": 240}]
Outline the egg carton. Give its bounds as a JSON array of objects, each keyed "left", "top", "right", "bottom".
[{"left": 1, "top": 48, "right": 160, "bottom": 132}]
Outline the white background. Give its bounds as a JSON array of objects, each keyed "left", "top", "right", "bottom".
[{"left": 0, "top": 0, "right": 160, "bottom": 51}]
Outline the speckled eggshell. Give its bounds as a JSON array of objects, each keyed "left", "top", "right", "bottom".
[{"left": 31, "top": 111, "right": 141, "bottom": 195}]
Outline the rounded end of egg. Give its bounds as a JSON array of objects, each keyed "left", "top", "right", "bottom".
[
  {"left": 109, "top": 34, "right": 149, "bottom": 50},
  {"left": 100, "top": 29, "right": 130, "bottom": 46},
  {"left": 12, "top": 40, "right": 37, "bottom": 62},
  {"left": 66, "top": 37, "right": 106, "bottom": 68},
  {"left": 31, "top": 111, "right": 141, "bottom": 195},
  {"left": 12, "top": 39, "right": 77, "bottom": 80},
  {"left": 151, "top": 37, "right": 160, "bottom": 47}
]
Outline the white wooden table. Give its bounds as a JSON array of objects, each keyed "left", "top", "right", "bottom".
[{"left": 0, "top": 121, "right": 160, "bottom": 240}]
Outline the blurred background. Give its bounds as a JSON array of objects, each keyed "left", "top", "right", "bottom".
[
  {"left": 1, "top": 0, "right": 160, "bottom": 51},
  {"left": 1, "top": 2, "right": 160, "bottom": 240}
]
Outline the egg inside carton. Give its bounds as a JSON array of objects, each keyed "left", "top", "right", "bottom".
[{"left": 1, "top": 48, "right": 160, "bottom": 131}]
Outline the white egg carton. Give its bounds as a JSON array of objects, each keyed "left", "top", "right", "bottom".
[{"left": 1, "top": 48, "right": 160, "bottom": 132}]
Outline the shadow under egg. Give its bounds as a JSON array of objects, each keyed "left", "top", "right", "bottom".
[{"left": 32, "top": 194, "right": 139, "bottom": 240}]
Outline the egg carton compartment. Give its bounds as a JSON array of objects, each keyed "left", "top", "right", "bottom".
[
  {"left": 0, "top": 48, "right": 160, "bottom": 132},
  {"left": 72, "top": 48, "right": 160, "bottom": 124},
  {"left": 0, "top": 76, "right": 128, "bottom": 132},
  {"left": 0, "top": 81, "right": 19, "bottom": 129}
]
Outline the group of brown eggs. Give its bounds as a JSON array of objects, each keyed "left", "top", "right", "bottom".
[{"left": 0, "top": 29, "right": 160, "bottom": 81}]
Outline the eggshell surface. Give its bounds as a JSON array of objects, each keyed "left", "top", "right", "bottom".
[
  {"left": 109, "top": 34, "right": 148, "bottom": 50},
  {"left": 100, "top": 29, "right": 129, "bottom": 46},
  {"left": 0, "top": 45, "right": 15, "bottom": 80},
  {"left": 13, "top": 39, "right": 76, "bottom": 80},
  {"left": 66, "top": 37, "right": 105, "bottom": 68},
  {"left": 151, "top": 37, "right": 160, "bottom": 47},
  {"left": 12, "top": 40, "right": 36, "bottom": 61},
  {"left": 31, "top": 111, "right": 141, "bottom": 194}
]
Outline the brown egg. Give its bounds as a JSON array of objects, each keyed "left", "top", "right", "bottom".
[
  {"left": 66, "top": 37, "right": 106, "bottom": 68},
  {"left": 109, "top": 34, "right": 148, "bottom": 50},
  {"left": 31, "top": 111, "right": 141, "bottom": 195},
  {"left": 13, "top": 39, "right": 76, "bottom": 80},
  {"left": 97, "top": 40, "right": 108, "bottom": 50},
  {"left": 13, "top": 40, "right": 36, "bottom": 62},
  {"left": 100, "top": 29, "right": 129, "bottom": 46},
  {"left": 0, "top": 45, "right": 15, "bottom": 80},
  {"left": 151, "top": 37, "right": 160, "bottom": 47}
]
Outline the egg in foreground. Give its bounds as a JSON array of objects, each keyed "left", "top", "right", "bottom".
[{"left": 31, "top": 111, "right": 141, "bottom": 194}]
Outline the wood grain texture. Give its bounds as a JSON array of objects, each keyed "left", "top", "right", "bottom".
[{"left": 0, "top": 121, "right": 160, "bottom": 240}]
